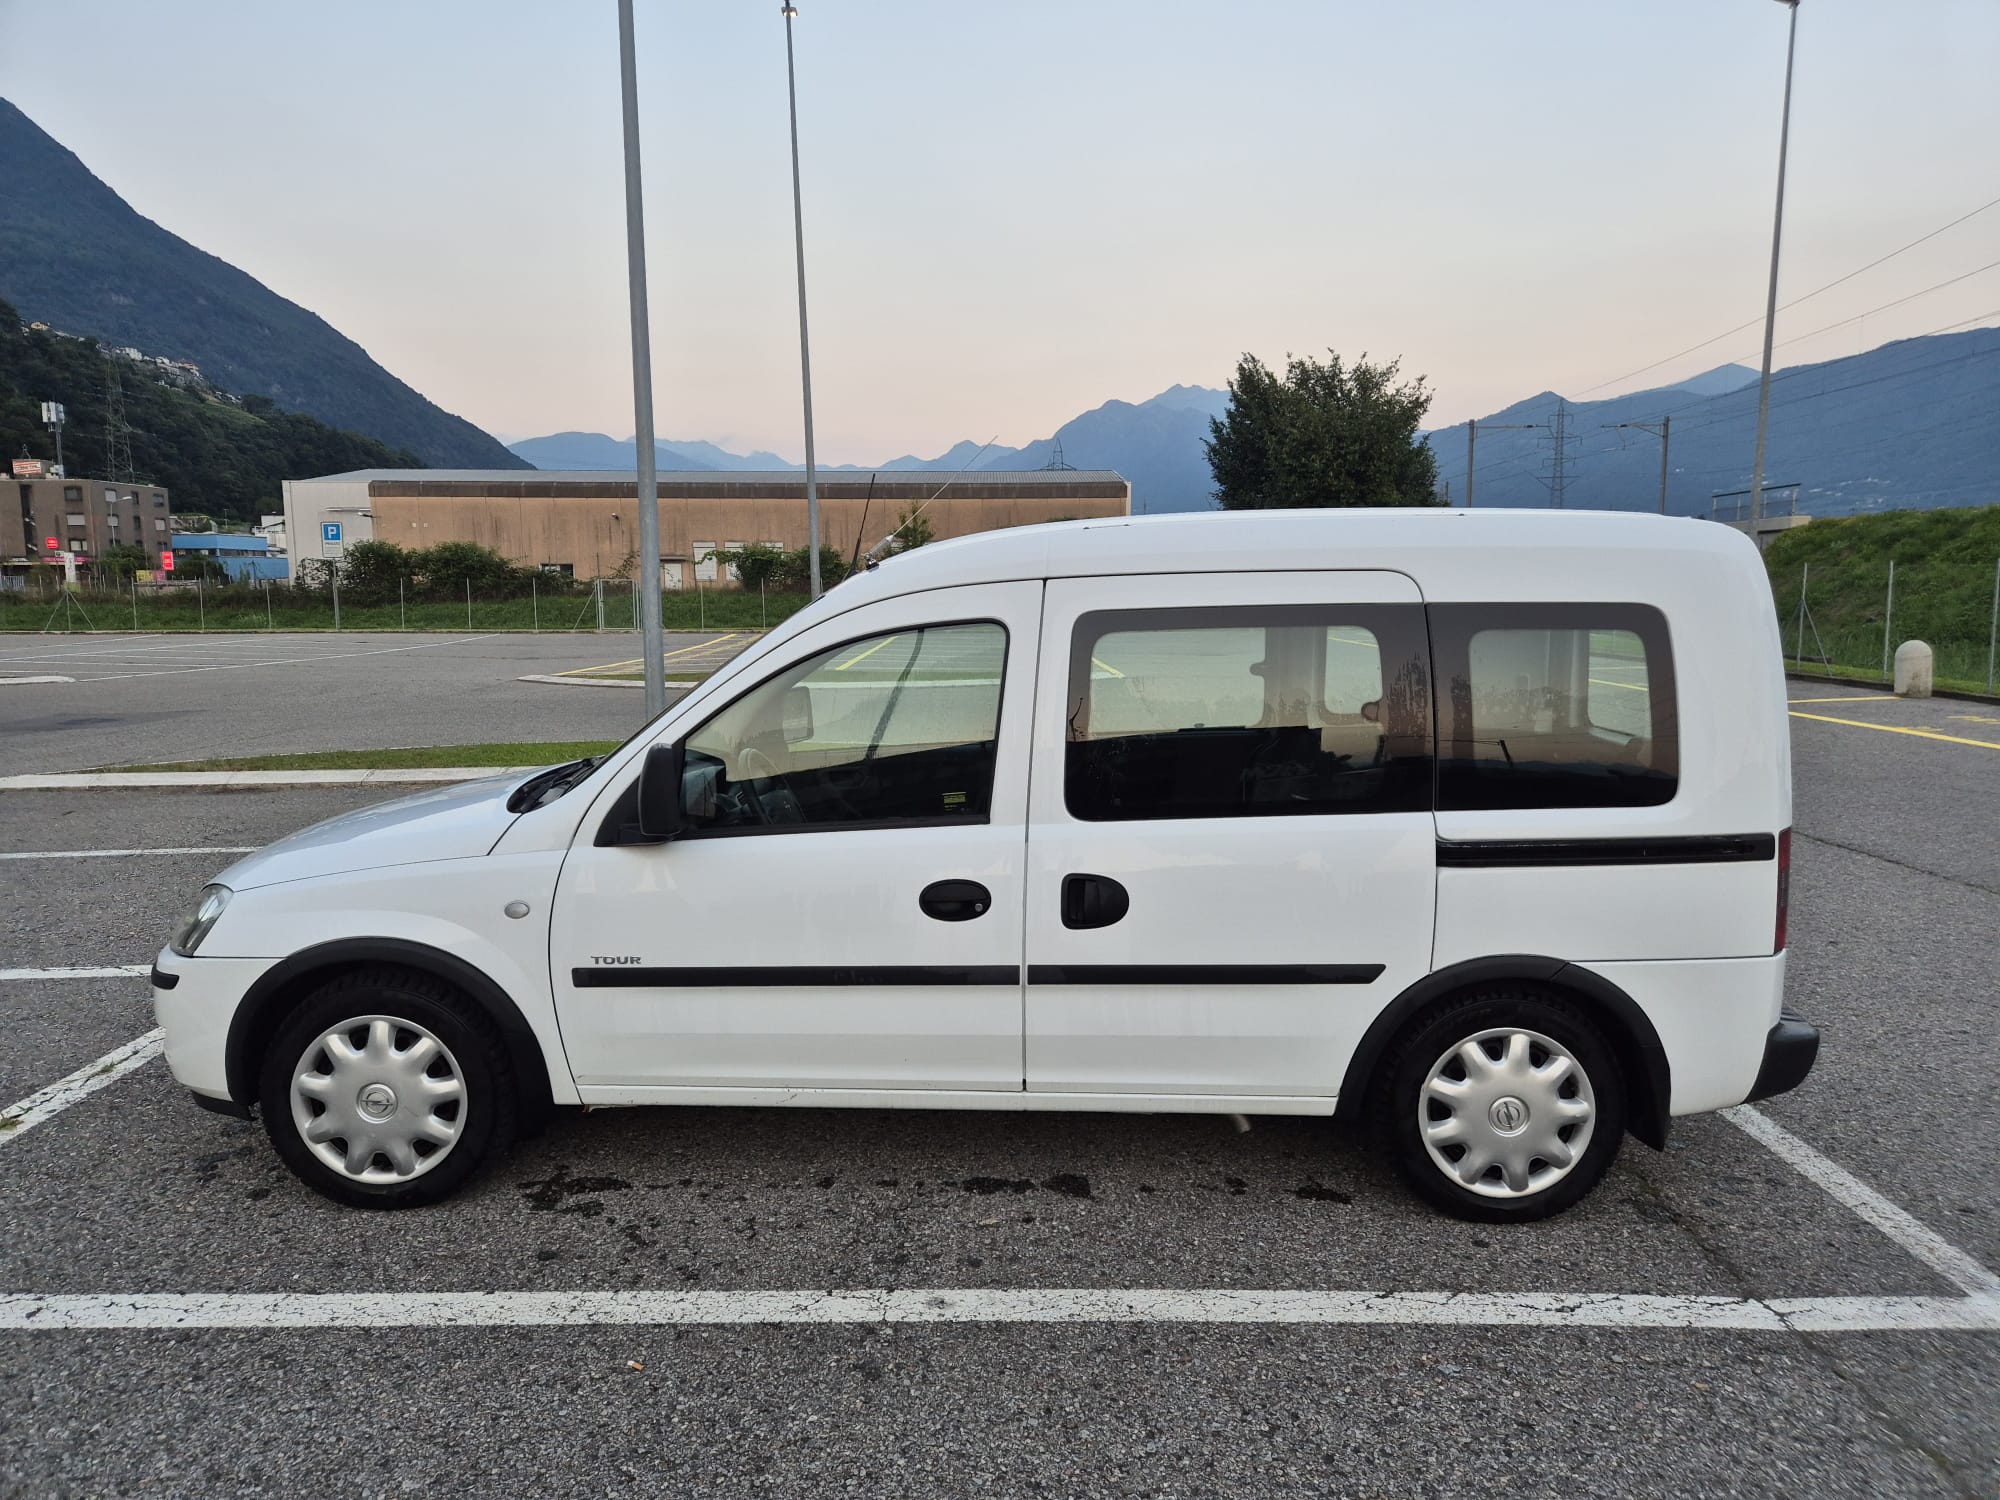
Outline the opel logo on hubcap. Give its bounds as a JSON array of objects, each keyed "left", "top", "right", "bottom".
[
  {"left": 358, "top": 1083, "right": 397, "bottom": 1120},
  {"left": 1488, "top": 1096, "right": 1528, "bottom": 1134}
]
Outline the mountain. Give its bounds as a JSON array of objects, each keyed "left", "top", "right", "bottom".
[
  {"left": 509, "top": 324, "right": 2000, "bottom": 522},
  {"left": 506, "top": 384, "right": 1230, "bottom": 513},
  {"left": 0, "top": 298, "right": 421, "bottom": 523},
  {"left": 0, "top": 98, "right": 522, "bottom": 471},
  {"left": 506, "top": 431, "right": 715, "bottom": 472},
  {"left": 1424, "top": 328, "right": 2000, "bottom": 517},
  {"left": 1656, "top": 363, "right": 1760, "bottom": 399},
  {"left": 977, "top": 388, "right": 1227, "bottom": 513}
]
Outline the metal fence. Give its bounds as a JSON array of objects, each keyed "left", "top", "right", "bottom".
[
  {"left": 0, "top": 574, "right": 805, "bottom": 637},
  {"left": 1774, "top": 556, "right": 2000, "bottom": 693}
]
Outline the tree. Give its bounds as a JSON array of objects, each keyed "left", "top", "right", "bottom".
[
  {"left": 705, "top": 543, "right": 787, "bottom": 591},
  {"left": 887, "top": 504, "right": 935, "bottom": 553},
  {"left": 1205, "top": 350, "right": 1440, "bottom": 510}
]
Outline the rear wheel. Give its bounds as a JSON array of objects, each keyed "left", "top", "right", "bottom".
[
  {"left": 259, "top": 967, "right": 516, "bottom": 1209},
  {"left": 1371, "top": 988, "right": 1626, "bottom": 1222}
]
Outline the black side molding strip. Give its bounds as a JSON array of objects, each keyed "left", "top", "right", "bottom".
[
  {"left": 1436, "top": 834, "right": 1777, "bottom": 868},
  {"left": 573, "top": 964, "right": 1387, "bottom": 988},
  {"left": 573, "top": 965, "right": 1021, "bottom": 988},
  {"left": 1027, "top": 964, "right": 1385, "bottom": 986},
  {"left": 150, "top": 964, "right": 181, "bottom": 991}
]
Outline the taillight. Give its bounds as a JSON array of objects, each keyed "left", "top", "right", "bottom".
[{"left": 1774, "top": 828, "right": 1792, "bottom": 953}]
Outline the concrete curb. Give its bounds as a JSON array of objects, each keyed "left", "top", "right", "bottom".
[
  {"left": 517, "top": 673, "right": 645, "bottom": 690},
  {"left": 0, "top": 768, "right": 529, "bottom": 791}
]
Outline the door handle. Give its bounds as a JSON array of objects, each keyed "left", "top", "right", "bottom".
[
  {"left": 920, "top": 879, "right": 991, "bottom": 922},
  {"left": 1061, "top": 873, "right": 1130, "bottom": 930}
]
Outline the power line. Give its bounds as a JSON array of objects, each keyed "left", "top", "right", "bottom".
[
  {"left": 1575, "top": 189, "right": 2000, "bottom": 396},
  {"left": 1765, "top": 257, "right": 2000, "bottom": 354}
]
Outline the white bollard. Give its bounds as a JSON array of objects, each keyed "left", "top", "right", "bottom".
[{"left": 1893, "top": 640, "right": 1933, "bottom": 698}]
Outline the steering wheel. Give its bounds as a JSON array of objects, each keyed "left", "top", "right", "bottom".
[{"left": 738, "top": 746, "right": 805, "bottom": 825}]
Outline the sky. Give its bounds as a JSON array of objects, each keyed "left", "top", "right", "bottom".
[{"left": 2, "top": 0, "right": 1997, "bottom": 464}]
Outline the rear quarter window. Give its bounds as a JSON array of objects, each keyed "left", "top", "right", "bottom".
[{"left": 1430, "top": 603, "right": 1678, "bottom": 810}]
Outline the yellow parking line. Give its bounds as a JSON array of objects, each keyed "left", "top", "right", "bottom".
[
  {"left": 1589, "top": 677, "right": 1647, "bottom": 693},
  {"left": 1786, "top": 694, "right": 1897, "bottom": 705},
  {"left": 1950, "top": 713, "right": 2000, "bottom": 726},
  {"left": 1787, "top": 710, "right": 2000, "bottom": 751},
  {"left": 1090, "top": 657, "right": 1124, "bottom": 678},
  {"left": 835, "top": 635, "right": 897, "bottom": 671},
  {"left": 560, "top": 633, "right": 742, "bottom": 678},
  {"left": 666, "top": 633, "right": 739, "bottom": 661}
]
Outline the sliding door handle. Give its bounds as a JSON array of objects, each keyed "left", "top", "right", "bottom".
[{"left": 1061, "top": 873, "right": 1129, "bottom": 930}]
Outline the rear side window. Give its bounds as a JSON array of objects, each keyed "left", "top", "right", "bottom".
[
  {"left": 1065, "top": 605, "right": 1432, "bottom": 821},
  {"left": 1431, "top": 603, "right": 1678, "bottom": 810}
]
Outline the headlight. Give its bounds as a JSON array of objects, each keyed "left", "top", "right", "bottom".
[{"left": 171, "top": 884, "right": 233, "bottom": 957}]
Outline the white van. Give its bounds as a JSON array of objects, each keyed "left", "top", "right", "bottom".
[{"left": 153, "top": 509, "right": 1817, "bottom": 1221}]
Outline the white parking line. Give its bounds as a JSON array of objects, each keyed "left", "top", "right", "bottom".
[
  {"left": 0, "top": 847, "right": 256, "bottom": 861},
  {"left": 1722, "top": 1105, "right": 2000, "bottom": 1297},
  {"left": 44, "top": 635, "right": 502, "bottom": 684},
  {"left": 0, "top": 1030, "right": 164, "bottom": 1148},
  {"left": 0, "top": 966, "right": 151, "bottom": 981},
  {"left": 0, "top": 1288, "right": 1993, "bottom": 1333}
]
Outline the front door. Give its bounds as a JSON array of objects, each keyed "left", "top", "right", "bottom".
[
  {"left": 551, "top": 582, "right": 1040, "bottom": 1094},
  {"left": 1024, "top": 571, "right": 1437, "bottom": 1098}
]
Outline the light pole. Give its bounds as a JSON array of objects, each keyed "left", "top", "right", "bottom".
[
  {"left": 1602, "top": 417, "right": 1672, "bottom": 513},
  {"left": 781, "top": 1, "right": 823, "bottom": 599},
  {"left": 1749, "top": 0, "right": 1801, "bottom": 524},
  {"left": 1464, "top": 418, "right": 1541, "bottom": 508},
  {"left": 616, "top": 0, "right": 668, "bottom": 717}
]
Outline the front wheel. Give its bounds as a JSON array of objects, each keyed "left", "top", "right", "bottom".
[
  {"left": 259, "top": 967, "right": 516, "bottom": 1209},
  {"left": 1371, "top": 989, "right": 1626, "bottom": 1223}
]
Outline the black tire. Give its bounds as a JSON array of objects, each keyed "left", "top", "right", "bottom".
[
  {"left": 1368, "top": 986, "right": 1627, "bottom": 1223},
  {"left": 259, "top": 966, "right": 518, "bottom": 1209}
]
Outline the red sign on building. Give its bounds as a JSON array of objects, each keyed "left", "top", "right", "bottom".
[{"left": 160, "top": 550, "right": 176, "bottom": 572}]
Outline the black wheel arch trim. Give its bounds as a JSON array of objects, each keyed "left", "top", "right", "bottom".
[
  {"left": 223, "top": 938, "right": 555, "bottom": 1125},
  {"left": 1334, "top": 954, "right": 1673, "bottom": 1151}
]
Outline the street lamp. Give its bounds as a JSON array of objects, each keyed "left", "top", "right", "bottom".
[
  {"left": 1749, "top": 0, "right": 1801, "bottom": 523},
  {"left": 615, "top": 0, "right": 668, "bottom": 717},
  {"left": 781, "top": 1, "right": 823, "bottom": 600}
]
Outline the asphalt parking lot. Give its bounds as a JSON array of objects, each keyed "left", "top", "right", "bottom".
[
  {"left": 1, "top": 674, "right": 1996, "bottom": 1496},
  {"left": 0, "top": 632, "right": 710, "bottom": 772}
]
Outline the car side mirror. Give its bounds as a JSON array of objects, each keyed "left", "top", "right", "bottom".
[
  {"left": 635, "top": 743, "right": 685, "bottom": 842},
  {"left": 781, "top": 683, "right": 815, "bottom": 745}
]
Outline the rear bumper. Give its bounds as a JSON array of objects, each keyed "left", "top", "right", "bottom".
[{"left": 1745, "top": 1013, "right": 1820, "bottom": 1102}]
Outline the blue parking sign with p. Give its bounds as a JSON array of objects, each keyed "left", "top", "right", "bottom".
[{"left": 322, "top": 521, "right": 343, "bottom": 543}]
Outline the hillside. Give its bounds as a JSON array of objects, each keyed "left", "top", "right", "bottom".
[
  {"left": 0, "top": 300, "right": 420, "bottom": 523},
  {"left": 1764, "top": 505, "right": 2000, "bottom": 688},
  {"left": 1425, "top": 328, "right": 2000, "bottom": 516},
  {"left": 0, "top": 98, "right": 522, "bottom": 472}
]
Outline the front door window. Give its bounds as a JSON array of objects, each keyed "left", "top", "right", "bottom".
[{"left": 681, "top": 621, "right": 1008, "bottom": 833}]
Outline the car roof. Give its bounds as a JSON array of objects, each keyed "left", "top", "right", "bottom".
[{"left": 832, "top": 507, "right": 1757, "bottom": 607}]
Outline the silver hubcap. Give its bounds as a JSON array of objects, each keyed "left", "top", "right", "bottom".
[
  {"left": 1419, "top": 1027, "right": 1596, "bottom": 1199},
  {"left": 290, "top": 1016, "right": 466, "bottom": 1184}
]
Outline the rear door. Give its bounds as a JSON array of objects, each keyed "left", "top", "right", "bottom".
[{"left": 1024, "top": 571, "right": 1436, "bottom": 1098}]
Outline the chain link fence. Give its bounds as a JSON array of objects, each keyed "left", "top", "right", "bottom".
[
  {"left": 1772, "top": 555, "right": 2000, "bottom": 694},
  {"left": 0, "top": 574, "right": 810, "bottom": 636}
]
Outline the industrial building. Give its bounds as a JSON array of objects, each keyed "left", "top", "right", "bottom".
[
  {"left": 281, "top": 469, "right": 1131, "bottom": 587},
  {"left": 168, "top": 532, "right": 287, "bottom": 583}
]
